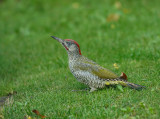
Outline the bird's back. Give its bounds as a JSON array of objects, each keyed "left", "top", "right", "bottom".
[{"left": 69, "top": 56, "right": 118, "bottom": 84}]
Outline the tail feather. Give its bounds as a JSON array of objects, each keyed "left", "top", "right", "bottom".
[
  {"left": 126, "top": 82, "right": 145, "bottom": 90},
  {"left": 105, "top": 80, "right": 145, "bottom": 90},
  {"left": 105, "top": 73, "right": 145, "bottom": 90}
]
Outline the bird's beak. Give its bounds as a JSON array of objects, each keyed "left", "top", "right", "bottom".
[
  {"left": 51, "top": 36, "right": 64, "bottom": 43},
  {"left": 51, "top": 36, "right": 69, "bottom": 50}
]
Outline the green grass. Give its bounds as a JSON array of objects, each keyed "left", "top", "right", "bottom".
[{"left": 0, "top": 0, "right": 160, "bottom": 118}]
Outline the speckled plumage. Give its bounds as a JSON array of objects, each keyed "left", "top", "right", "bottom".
[
  {"left": 52, "top": 36, "right": 145, "bottom": 92},
  {"left": 69, "top": 55, "right": 117, "bottom": 89}
]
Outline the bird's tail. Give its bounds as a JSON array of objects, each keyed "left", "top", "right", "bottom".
[
  {"left": 105, "top": 72, "right": 145, "bottom": 90},
  {"left": 125, "top": 82, "right": 145, "bottom": 90}
]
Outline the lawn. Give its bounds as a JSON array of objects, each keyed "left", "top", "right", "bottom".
[{"left": 0, "top": 0, "right": 160, "bottom": 118}]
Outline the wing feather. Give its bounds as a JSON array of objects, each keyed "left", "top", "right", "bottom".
[{"left": 74, "top": 57, "right": 118, "bottom": 79}]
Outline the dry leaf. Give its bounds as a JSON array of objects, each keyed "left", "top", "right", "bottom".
[
  {"left": 32, "top": 109, "right": 46, "bottom": 118},
  {"left": 72, "top": 2, "right": 79, "bottom": 9},
  {"left": 114, "top": 1, "right": 121, "bottom": 9},
  {"left": 107, "top": 14, "right": 120, "bottom": 22},
  {"left": 0, "top": 115, "right": 4, "bottom": 119},
  {"left": 27, "top": 116, "right": 32, "bottom": 119},
  {"left": 113, "top": 63, "right": 119, "bottom": 69},
  {"left": 32, "top": 110, "right": 40, "bottom": 115}
]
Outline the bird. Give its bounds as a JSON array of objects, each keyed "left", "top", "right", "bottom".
[{"left": 51, "top": 36, "right": 145, "bottom": 92}]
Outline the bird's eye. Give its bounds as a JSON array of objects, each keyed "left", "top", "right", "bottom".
[{"left": 67, "top": 42, "right": 72, "bottom": 46}]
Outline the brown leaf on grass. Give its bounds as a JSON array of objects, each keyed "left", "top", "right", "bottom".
[
  {"left": 32, "top": 110, "right": 40, "bottom": 115},
  {"left": 114, "top": 1, "right": 121, "bottom": 9},
  {"left": 32, "top": 109, "right": 46, "bottom": 118},
  {"left": 107, "top": 14, "right": 120, "bottom": 22},
  {"left": 0, "top": 114, "right": 4, "bottom": 119}
]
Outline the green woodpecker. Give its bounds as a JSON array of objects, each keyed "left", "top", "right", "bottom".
[{"left": 51, "top": 36, "right": 145, "bottom": 92}]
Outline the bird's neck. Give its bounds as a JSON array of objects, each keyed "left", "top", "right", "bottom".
[{"left": 68, "top": 52, "right": 81, "bottom": 61}]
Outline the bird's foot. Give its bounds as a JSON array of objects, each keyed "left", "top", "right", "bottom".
[{"left": 90, "top": 87, "right": 97, "bottom": 92}]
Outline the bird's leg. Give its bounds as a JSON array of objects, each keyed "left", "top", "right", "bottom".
[
  {"left": 90, "top": 87, "right": 97, "bottom": 92},
  {"left": 72, "top": 88, "right": 89, "bottom": 92}
]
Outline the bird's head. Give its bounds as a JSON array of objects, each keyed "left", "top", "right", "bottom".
[{"left": 51, "top": 36, "right": 82, "bottom": 55}]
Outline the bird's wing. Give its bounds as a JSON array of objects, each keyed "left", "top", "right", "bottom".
[{"left": 74, "top": 57, "right": 118, "bottom": 79}]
